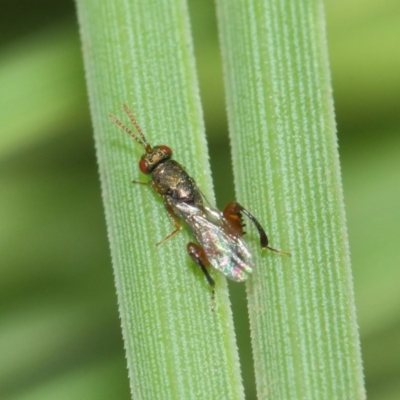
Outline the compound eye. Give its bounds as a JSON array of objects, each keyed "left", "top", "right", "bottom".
[
  {"left": 139, "top": 158, "right": 149, "bottom": 174},
  {"left": 159, "top": 145, "right": 172, "bottom": 156}
]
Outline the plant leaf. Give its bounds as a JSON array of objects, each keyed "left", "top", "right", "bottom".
[
  {"left": 215, "top": 0, "right": 366, "bottom": 398},
  {"left": 76, "top": 0, "right": 244, "bottom": 398}
]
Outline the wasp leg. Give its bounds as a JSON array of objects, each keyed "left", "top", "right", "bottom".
[
  {"left": 134, "top": 181, "right": 182, "bottom": 246},
  {"left": 156, "top": 202, "right": 182, "bottom": 246},
  {"left": 132, "top": 180, "right": 151, "bottom": 186},
  {"left": 223, "top": 201, "right": 290, "bottom": 256},
  {"left": 187, "top": 242, "right": 216, "bottom": 311}
]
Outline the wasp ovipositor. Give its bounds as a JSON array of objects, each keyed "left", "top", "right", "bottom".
[{"left": 110, "top": 105, "right": 289, "bottom": 307}]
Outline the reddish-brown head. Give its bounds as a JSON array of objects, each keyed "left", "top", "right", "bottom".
[
  {"left": 109, "top": 105, "right": 173, "bottom": 174},
  {"left": 139, "top": 145, "right": 172, "bottom": 174}
]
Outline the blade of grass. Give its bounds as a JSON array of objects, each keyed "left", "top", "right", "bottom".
[
  {"left": 75, "top": 1, "right": 244, "bottom": 399},
  {"left": 215, "top": 0, "right": 365, "bottom": 398}
]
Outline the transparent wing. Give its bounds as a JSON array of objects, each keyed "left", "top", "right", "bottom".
[{"left": 168, "top": 199, "right": 254, "bottom": 282}]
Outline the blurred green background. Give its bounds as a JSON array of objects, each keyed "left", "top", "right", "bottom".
[{"left": 0, "top": 0, "right": 399, "bottom": 399}]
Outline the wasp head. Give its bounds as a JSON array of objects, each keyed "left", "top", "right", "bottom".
[
  {"left": 109, "top": 104, "right": 173, "bottom": 174},
  {"left": 139, "top": 145, "right": 172, "bottom": 174}
]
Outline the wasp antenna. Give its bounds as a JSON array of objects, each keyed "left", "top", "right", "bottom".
[
  {"left": 123, "top": 104, "right": 151, "bottom": 151},
  {"left": 109, "top": 113, "right": 151, "bottom": 151}
]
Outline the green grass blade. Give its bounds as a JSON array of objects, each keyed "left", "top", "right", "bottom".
[
  {"left": 75, "top": 1, "right": 244, "bottom": 398},
  {"left": 215, "top": 0, "right": 365, "bottom": 398}
]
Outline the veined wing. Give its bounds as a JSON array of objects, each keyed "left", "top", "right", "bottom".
[{"left": 168, "top": 199, "right": 254, "bottom": 282}]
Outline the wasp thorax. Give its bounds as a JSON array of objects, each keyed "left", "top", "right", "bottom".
[{"left": 139, "top": 145, "right": 173, "bottom": 174}]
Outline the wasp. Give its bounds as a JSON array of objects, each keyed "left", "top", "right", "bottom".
[{"left": 110, "top": 105, "right": 289, "bottom": 307}]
